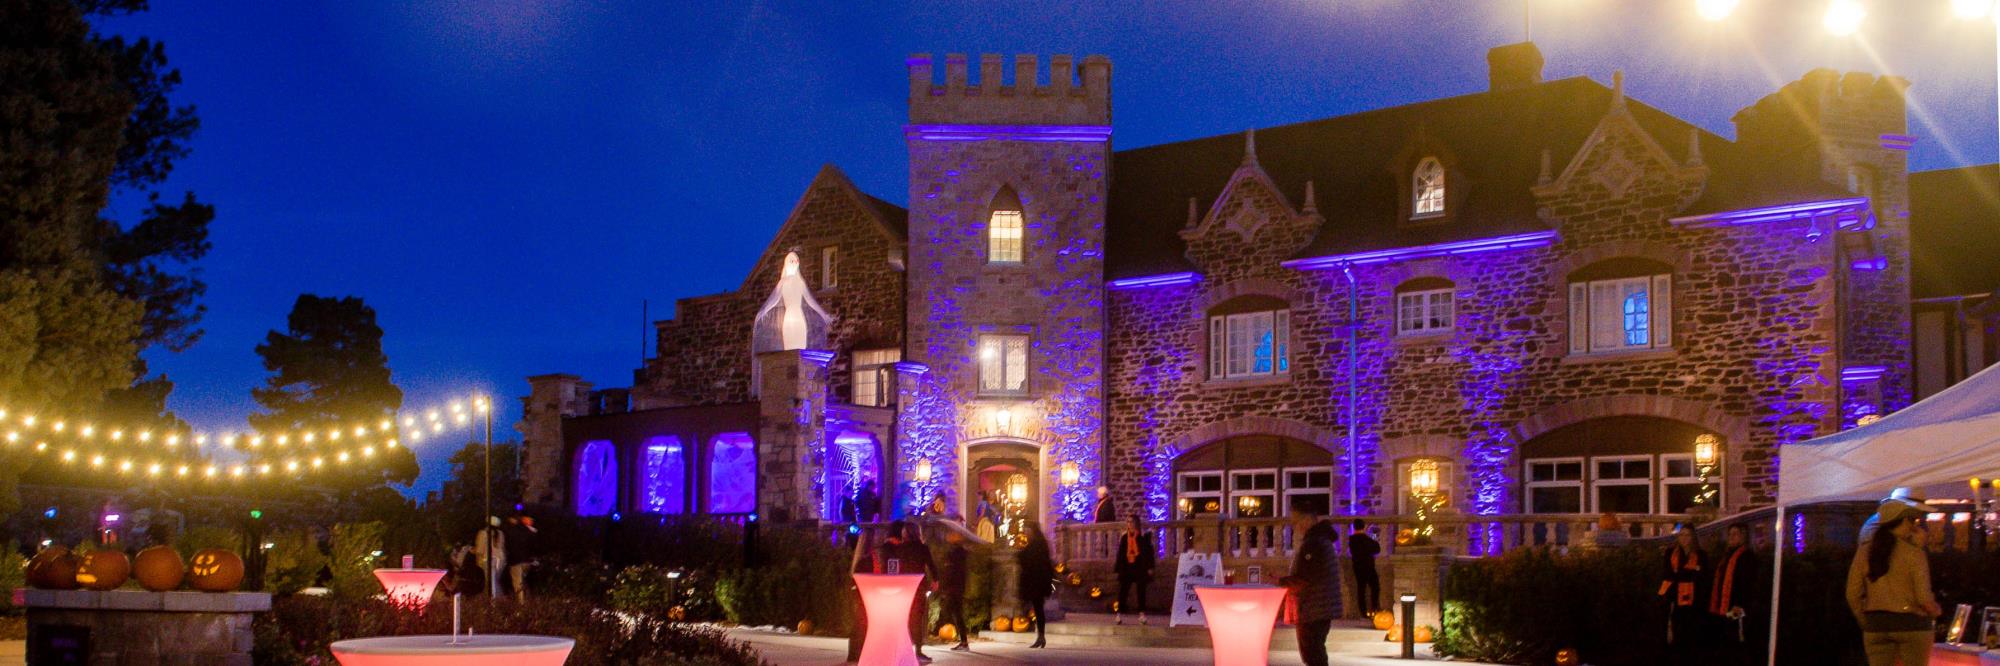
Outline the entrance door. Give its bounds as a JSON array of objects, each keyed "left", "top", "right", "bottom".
[{"left": 965, "top": 440, "right": 1039, "bottom": 542}]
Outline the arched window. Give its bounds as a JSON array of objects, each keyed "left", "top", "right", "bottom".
[
  {"left": 574, "top": 440, "right": 618, "bottom": 517},
  {"left": 1394, "top": 277, "right": 1455, "bottom": 336},
  {"left": 1207, "top": 295, "right": 1290, "bottom": 380},
  {"left": 1567, "top": 257, "right": 1673, "bottom": 355},
  {"left": 639, "top": 436, "right": 686, "bottom": 515},
  {"left": 708, "top": 433, "right": 756, "bottom": 514},
  {"left": 988, "top": 186, "right": 1024, "bottom": 263},
  {"left": 1412, "top": 157, "right": 1446, "bottom": 218}
]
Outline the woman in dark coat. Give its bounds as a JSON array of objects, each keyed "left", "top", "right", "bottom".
[
  {"left": 1660, "top": 526, "right": 1711, "bottom": 664},
  {"left": 1016, "top": 521, "right": 1057, "bottom": 649},
  {"left": 1281, "top": 520, "right": 1341, "bottom": 666},
  {"left": 1113, "top": 515, "right": 1155, "bottom": 625}
]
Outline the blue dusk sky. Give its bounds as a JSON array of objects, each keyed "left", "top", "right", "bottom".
[{"left": 98, "top": 0, "right": 1998, "bottom": 498}]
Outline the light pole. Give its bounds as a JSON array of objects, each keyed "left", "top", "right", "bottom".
[{"left": 476, "top": 396, "right": 497, "bottom": 598}]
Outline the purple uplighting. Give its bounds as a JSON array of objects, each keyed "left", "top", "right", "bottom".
[{"left": 1281, "top": 231, "right": 1560, "bottom": 270}]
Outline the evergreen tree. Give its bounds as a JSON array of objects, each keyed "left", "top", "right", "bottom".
[{"left": 251, "top": 294, "right": 414, "bottom": 486}]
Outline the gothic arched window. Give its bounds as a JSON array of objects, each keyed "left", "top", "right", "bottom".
[
  {"left": 574, "top": 440, "right": 618, "bottom": 517},
  {"left": 1412, "top": 157, "right": 1446, "bottom": 219},
  {"left": 988, "top": 186, "right": 1024, "bottom": 263}
]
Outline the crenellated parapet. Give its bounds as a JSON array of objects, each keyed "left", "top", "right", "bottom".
[{"left": 907, "top": 53, "right": 1111, "bottom": 126}]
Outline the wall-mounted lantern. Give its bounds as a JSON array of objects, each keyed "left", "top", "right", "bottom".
[
  {"left": 913, "top": 458, "right": 933, "bottom": 484},
  {"left": 1059, "top": 460, "right": 1080, "bottom": 487}
]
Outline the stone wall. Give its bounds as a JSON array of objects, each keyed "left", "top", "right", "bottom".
[
  {"left": 520, "top": 373, "right": 592, "bottom": 506},
  {"left": 25, "top": 590, "right": 270, "bottom": 665}
]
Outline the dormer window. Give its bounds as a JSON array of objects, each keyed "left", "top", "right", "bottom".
[
  {"left": 1413, "top": 157, "right": 1446, "bottom": 219},
  {"left": 988, "top": 186, "right": 1025, "bottom": 263}
]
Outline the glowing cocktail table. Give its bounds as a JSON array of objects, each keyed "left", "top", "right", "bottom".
[
  {"left": 330, "top": 635, "right": 573, "bottom": 666},
  {"left": 372, "top": 568, "right": 447, "bottom": 608},
  {"left": 853, "top": 573, "right": 924, "bottom": 666},
  {"left": 1194, "top": 584, "right": 1288, "bottom": 666}
]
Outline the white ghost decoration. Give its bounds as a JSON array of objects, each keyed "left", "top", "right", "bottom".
[{"left": 754, "top": 251, "right": 832, "bottom": 352}]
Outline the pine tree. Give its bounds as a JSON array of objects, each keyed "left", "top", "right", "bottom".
[{"left": 251, "top": 294, "right": 414, "bottom": 486}]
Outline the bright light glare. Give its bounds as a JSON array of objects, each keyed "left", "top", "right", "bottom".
[
  {"left": 1954, "top": 0, "right": 1993, "bottom": 19},
  {"left": 1696, "top": 0, "right": 1738, "bottom": 21},
  {"left": 1824, "top": 0, "right": 1865, "bottom": 35}
]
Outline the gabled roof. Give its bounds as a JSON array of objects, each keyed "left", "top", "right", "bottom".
[
  {"left": 1105, "top": 76, "right": 1777, "bottom": 279},
  {"left": 1911, "top": 164, "right": 2000, "bottom": 299}
]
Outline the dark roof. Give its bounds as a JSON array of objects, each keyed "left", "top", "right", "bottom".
[
  {"left": 860, "top": 191, "right": 909, "bottom": 240},
  {"left": 1911, "top": 164, "right": 2000, "bottom": 299},
  {"left": 1104, "top": 77, "right": 1789, "bottom": 279}
]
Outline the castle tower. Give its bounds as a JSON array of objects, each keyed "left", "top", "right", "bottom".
[{"left": 901, "top": 54, "right": 1112, "bottom": 526}]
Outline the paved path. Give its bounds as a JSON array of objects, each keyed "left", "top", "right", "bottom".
[{"left": 725, "top": 628, "right": 1455, "bottom": 665}]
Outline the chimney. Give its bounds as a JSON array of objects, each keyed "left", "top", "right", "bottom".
[{"left": 1487, "top": 42, "right": 1544, "bottom": 91}]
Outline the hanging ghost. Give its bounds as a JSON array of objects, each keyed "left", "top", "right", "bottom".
[{"left": 749, "top": 251, "right": 834, "bottom": 394}]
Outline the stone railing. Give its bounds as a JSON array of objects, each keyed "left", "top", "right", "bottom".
[{"left": 1057, "top": 513, "right": 1694, "bottom": 565}]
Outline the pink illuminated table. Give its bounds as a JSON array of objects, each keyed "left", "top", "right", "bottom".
[
  {"left": 372, "top": 568, "right": 447, "bottom": 608},
  {"left": 330, "top": 635, "right": 573, "bottom": 666},
  {"left": 1194, "top": 584, "right": 1289, "bottom": 666},
  {"left": 853, "top": 573, "right": 924, "bottom": 666}
]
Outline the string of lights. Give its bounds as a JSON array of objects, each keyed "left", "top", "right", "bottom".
[{"left": 0, "top": 394, "right": 489, "bottom": 452}]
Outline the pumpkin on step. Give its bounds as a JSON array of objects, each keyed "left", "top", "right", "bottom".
[
  {"left": 186, "top": 548, "right": 244, "bottom": 592},
  {"left": 1011, "top": 615, "right": 1031, "bottom": 632},
  {"left": 75, "top": 549, "right": 131, "bottom": 590},
  {"left": 133, "top": 546, "right": 185, "bottom": 591},
  {"left": 796, "top": 619, "right": 814, "bottom": 635},
  {"left": 1370, "top": 609, "right": 1394, "bottom": 630},
  {"left": 1415, "top": 625, "right": 1434, "bottom": 643},
  {"left": 937, "top": 623, "right": 958, "bottom": 642},
  {"left": 991, "top": 616, "right": 1011, "bottom": 632}
]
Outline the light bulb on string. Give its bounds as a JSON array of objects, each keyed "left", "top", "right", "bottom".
[{"left": 79, "top": 425, "right": 93, "bottom": 437}]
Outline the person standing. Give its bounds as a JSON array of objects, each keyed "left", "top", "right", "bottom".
[
  {"left": 1347, "top": 519, "right": 1381, "bottom": 616},
  {"left": 1282, "top": 520, "right": 1342, "bottom": 666},
  {"left": 876, "top": 520, "right": 936, "bottom": 664},
  {"left": 1707, "top": 523, "right": 1760, "bottom": 664},
  {"left": 1659, "top": 526, "right": 1709, "bottom": 664},
  {"left": 857, "top": 481, "right": 881, "bottom": 523},
  {"left": 973, "top": 492, "right": 998, "bottom": 543},
  {"left": 1846, "top": 500, "right": 1940, "bottom": 666},
  {"left": 474, "top": 516, "right": 507, "bottom": 598},
  {"left": 502, "top": 515, "right": 538, "bottom": 602},
  {"left": 1092, "top": 485, "right": 1117, "bottom": 523},
  {"left": 1016, "top": 521, "right": 1056, "bottom": 649},
  {"left": 1113, "top": 515, "right": 1155, "bottom": 625},
  {"left": 937, "top": 529, "right": 972, "bottom": 652}
]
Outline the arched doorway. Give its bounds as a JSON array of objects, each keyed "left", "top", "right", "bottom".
[
  {"left": 1171, "top": 436, "right": 1334, "bottom": 519},
  {"left": 1518, "top": 416, "right": 1722, "bottom": 515},
  {"left": 965, "top": 440, "right": 1038, "bottom": 539},
  {"left": 824, "top": 430, "right": 882, "bottom": 521}
]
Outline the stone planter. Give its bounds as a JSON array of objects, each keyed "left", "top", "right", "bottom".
[{"left": 23, "top": 588, "right": 271, "bottom": 665}]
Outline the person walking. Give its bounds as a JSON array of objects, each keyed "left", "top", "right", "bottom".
[
  {"left": 1092, "top": 486, "right": 1118, "bottom": 523},
  {"left": 1847, "top": 499, "right": 1940, "bottom": 666},
  {"left": 1113, "top": 515, "right": 1155, "bottom": 625},
  {"left": 1016, "top": 521, "right": 1057, "bottom": 649},
  {"left": 502, "top": 515, "right": 538, "bottom": 601},
  {"left": 876, "top": 520, "right": 936, "bottom": 664},
  {"left": 1282, "top": 520, "right": 1342, "bottom": 666},
  {"left": 1659, "top": 526, "right": 1709, "bottom": 664},
  {"left": 1347, "top": 518, "right": 1381, "bottom": 615},
  {"left": 1708, "top": 523, "right": 1760, "bottom": 664},
  {"left": 937, "top": 528, "right": 972, "bottom": 652}
]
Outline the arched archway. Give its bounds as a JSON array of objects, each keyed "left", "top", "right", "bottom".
[
  {"left": 965, "top": 438, "right": 1040, "bottom": 539},
  {"left": 824, "top": 430, "right": 882, "bottom": 521}
]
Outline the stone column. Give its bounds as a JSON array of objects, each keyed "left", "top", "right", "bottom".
[
  {"left": 1387, "top": 546, "right": 1448, "bottom": 633},
  {"left": 756, "top": 349, "right": 831, "bottom": 523},
  {"left": 891, "top": 361, "right": 951, "bottom": 518},
  {"left": 522, "top": 374, "right": 591, "bottom": 507}
]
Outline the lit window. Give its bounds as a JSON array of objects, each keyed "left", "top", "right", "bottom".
[
  {"left": 1176, "top": 472, "right": 1224, "bottom": 518},
  {"left": 708, "top": 433, "right": 756, "bottom": 514},
  {"left": 1208, "top": 310, "right": 1289, "bottom": 379},
  {"left": 989, "top": 210, "right": 1024, "bottom": 263},
  {"left": 639, "top": 436, "right": 685, "bottom": 515},
  {"left": 1396, "top": 289, "right": 1454, "bottom": 335},
  {"left": 851, "top": 348, "right": 901, "bottom": 407},
  {"left": 821, "top": 246, "right": 838, "bottom": 289},
  {"left": 1413, "top": 158, "right": 1445, "bottom": 218},
  {"left": 1569, "top": 274, "right": 1672, "bottom": 354},
  {"left": 1660, "top": 454, "right": 1717, "bottom": 514},
  {"left": 574, "top": 440, "right": 618, "bottom": 517},
  {"left": 1229, "top": 469, "right": 1278, "bottom": 518},
  {"left": 978, "top": 334, "right": 1029, "bottom": 394}
]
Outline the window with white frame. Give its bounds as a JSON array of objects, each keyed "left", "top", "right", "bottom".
[
  {"left": 1660, "top": 454, "right": 1713, "bottom": 514},
  {"left": 820, "top": 246, "right": 838, "bottom": 289},
  {"left": 1394, "top": 458, "right": 1456, "bottom": 514},
  {"left": 1284, "top": 468, "right": 1334, "bottom": 517},
  {"left": 1592, "top": 456, "right": 1653, "bottom": 514},
  {"left": 988, "top": 209, "right": 1023, "bottom": 263},
  {"left": 1177, "top": 472, "right": 1224, "bottom": 517},
  {"left": 1525, "top": 458, "right": 1585, "bottom": 514},
  {"left": 1230, "top": 469, "right": 1279, "bottom": 518},
  {"left": 977, "top": 334, "right": 1029, "bottom": 395},
  {"left": 851, "top": 348, "right": 900, "bottom": 407},
  {"left": 1413, "top": 157, "right": 1446, "bottom": 218},
  {"left": 1569, "top": 274, "right": 1672, "bottom": 354},
  {"left": 1208, "top": 310, "right": 1290, "bottom": 379},
  {"left": 1397, "top": 289, "right": 1454, "bottom": 335}
]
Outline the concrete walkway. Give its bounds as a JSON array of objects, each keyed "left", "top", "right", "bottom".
[{"left": 724, "top": 628, "right": 1458, "bottom": 665}]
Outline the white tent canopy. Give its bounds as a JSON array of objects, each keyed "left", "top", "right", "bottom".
[{"left": 1778, "top": 360, "right": 2000, "bottom": 506}]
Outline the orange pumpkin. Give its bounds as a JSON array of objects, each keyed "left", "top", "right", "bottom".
[
  {"left": 1598, "top": 512, "right": 1622, "bottom": 530},
  {"left": 1087, "top": 586, "right": 1102, "bottom": 599},
  {"left": 1415, "top": 625, "right": 1434, "bottom": 643},
  {"left": 186, "top": 548, "right": 244, "bottom": 592},
  {"left": 75, "top": 550, "right": 131, "bottom": 590},
  {"left": 1066, "top": 572, "right": 1082, "bottom": 586},
  {"left": 1394, "top": 528, "right": 1416, "bottom": 546},
  {"left": 937, "top": 623, "right": 958, "bottom": 642},
  {"left": 133, "top": 546, "right": 185, "bottom": 592},
  {"left": 1384, "top": 624, "right": 1399, "bottom": 642},
  {"left": 1011, "top": 615, "right": 1032, "bottom": 632},
  {"left": 1555, "top": 648, "right": 1581, "bottom": 666},
  {"left": 667, "top": 605, "right": 686, "bottom": 621},
  {"left": 1371, "top": 609, "right": 1395, "bottom": 630},
  {"left": 796, "top": 619, "right": 815, "bottom": 635},
  {"left": 991, "top": 616, "right": 1011, "bottom": 632},
  {"left": 26, "top": 546, "right": 69, "bottom": 588},
  {"left": 31, "top": 547, "right": 82, "bottom": 590}
]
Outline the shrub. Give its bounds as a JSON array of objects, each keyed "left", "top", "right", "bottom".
[
  {"left": 261, "top": 529, "right": 327, "bottom": 596},
  {"left": 1433, "top": 546, "right": 1671, "bottom": 665},
  {"left": 0, "top": 550, "right": 24, "bottom": 615},
  {"left": 714, "top": 529, "right": 856, "bottom": 634},
  {"left": 174, "top": 525, "right": 242, "bottom": 560},
  {"left": 329, "top": 522, "right": 386, "bottom": 599},
  {"left": 253, "top": 593, "right": 769, "bottom": 665}
]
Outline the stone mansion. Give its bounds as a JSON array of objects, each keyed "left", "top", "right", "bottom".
[{"left": 518, "top": 43, "right": 1914, "bottom": 541}]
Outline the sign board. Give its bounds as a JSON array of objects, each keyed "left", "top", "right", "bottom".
[{"left": 1169, "top": 552, "right": 1223, "bottom": 627}]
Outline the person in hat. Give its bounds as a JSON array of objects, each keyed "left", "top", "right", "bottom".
[
  {"left": 1847, "top": 498, "right": 1941, "bottom": 666},
  {"left": 1858, "top": 487, "right": 1926, "bottom": 544}
]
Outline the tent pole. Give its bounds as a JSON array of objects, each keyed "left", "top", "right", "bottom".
[{"left": 1766, "top": 504, "right": 1786, "bottom": 666}]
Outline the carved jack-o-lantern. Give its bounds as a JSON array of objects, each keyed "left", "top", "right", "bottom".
[
  {"left": 75, "top": 550, "right": 131, "bottom": 590},
  {"left": 991, "top": 616, "right": 1011, "bottom": 632},
  {"left": 1011, "top": 615, "right": 1032, "bottom": 632},
  {"left": 1556, "top": 648, "right": 1581, "bottom": 666},
  {"left": 27, "top": 546, "right": 79, "bottom": 590},
  {"left": 133, "top": 546, "right": 185, "bottom": 592},
  {"left": 1066, "top": 572, "right": 1082, "bottom": 586},
  {"left": 186, "top": 548, "right": 244, "bottom": 592}
]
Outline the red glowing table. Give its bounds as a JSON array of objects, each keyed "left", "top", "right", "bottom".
[
  {"left": 1194, "top": 584, "right": 1288, "bottom": 666},
  {"left": 330, "top": 635, "right": 573, "bottom": 666},
  {"left": 372, "top": 568, "right": 447, "bottom": 608},
  {"left": 853, "top": 573, "right": 924, "bottom": 666}
]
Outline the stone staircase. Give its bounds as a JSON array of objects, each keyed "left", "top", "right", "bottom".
[{"left": 976, "top": 613, "right": 1400, "bottom": 655}]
